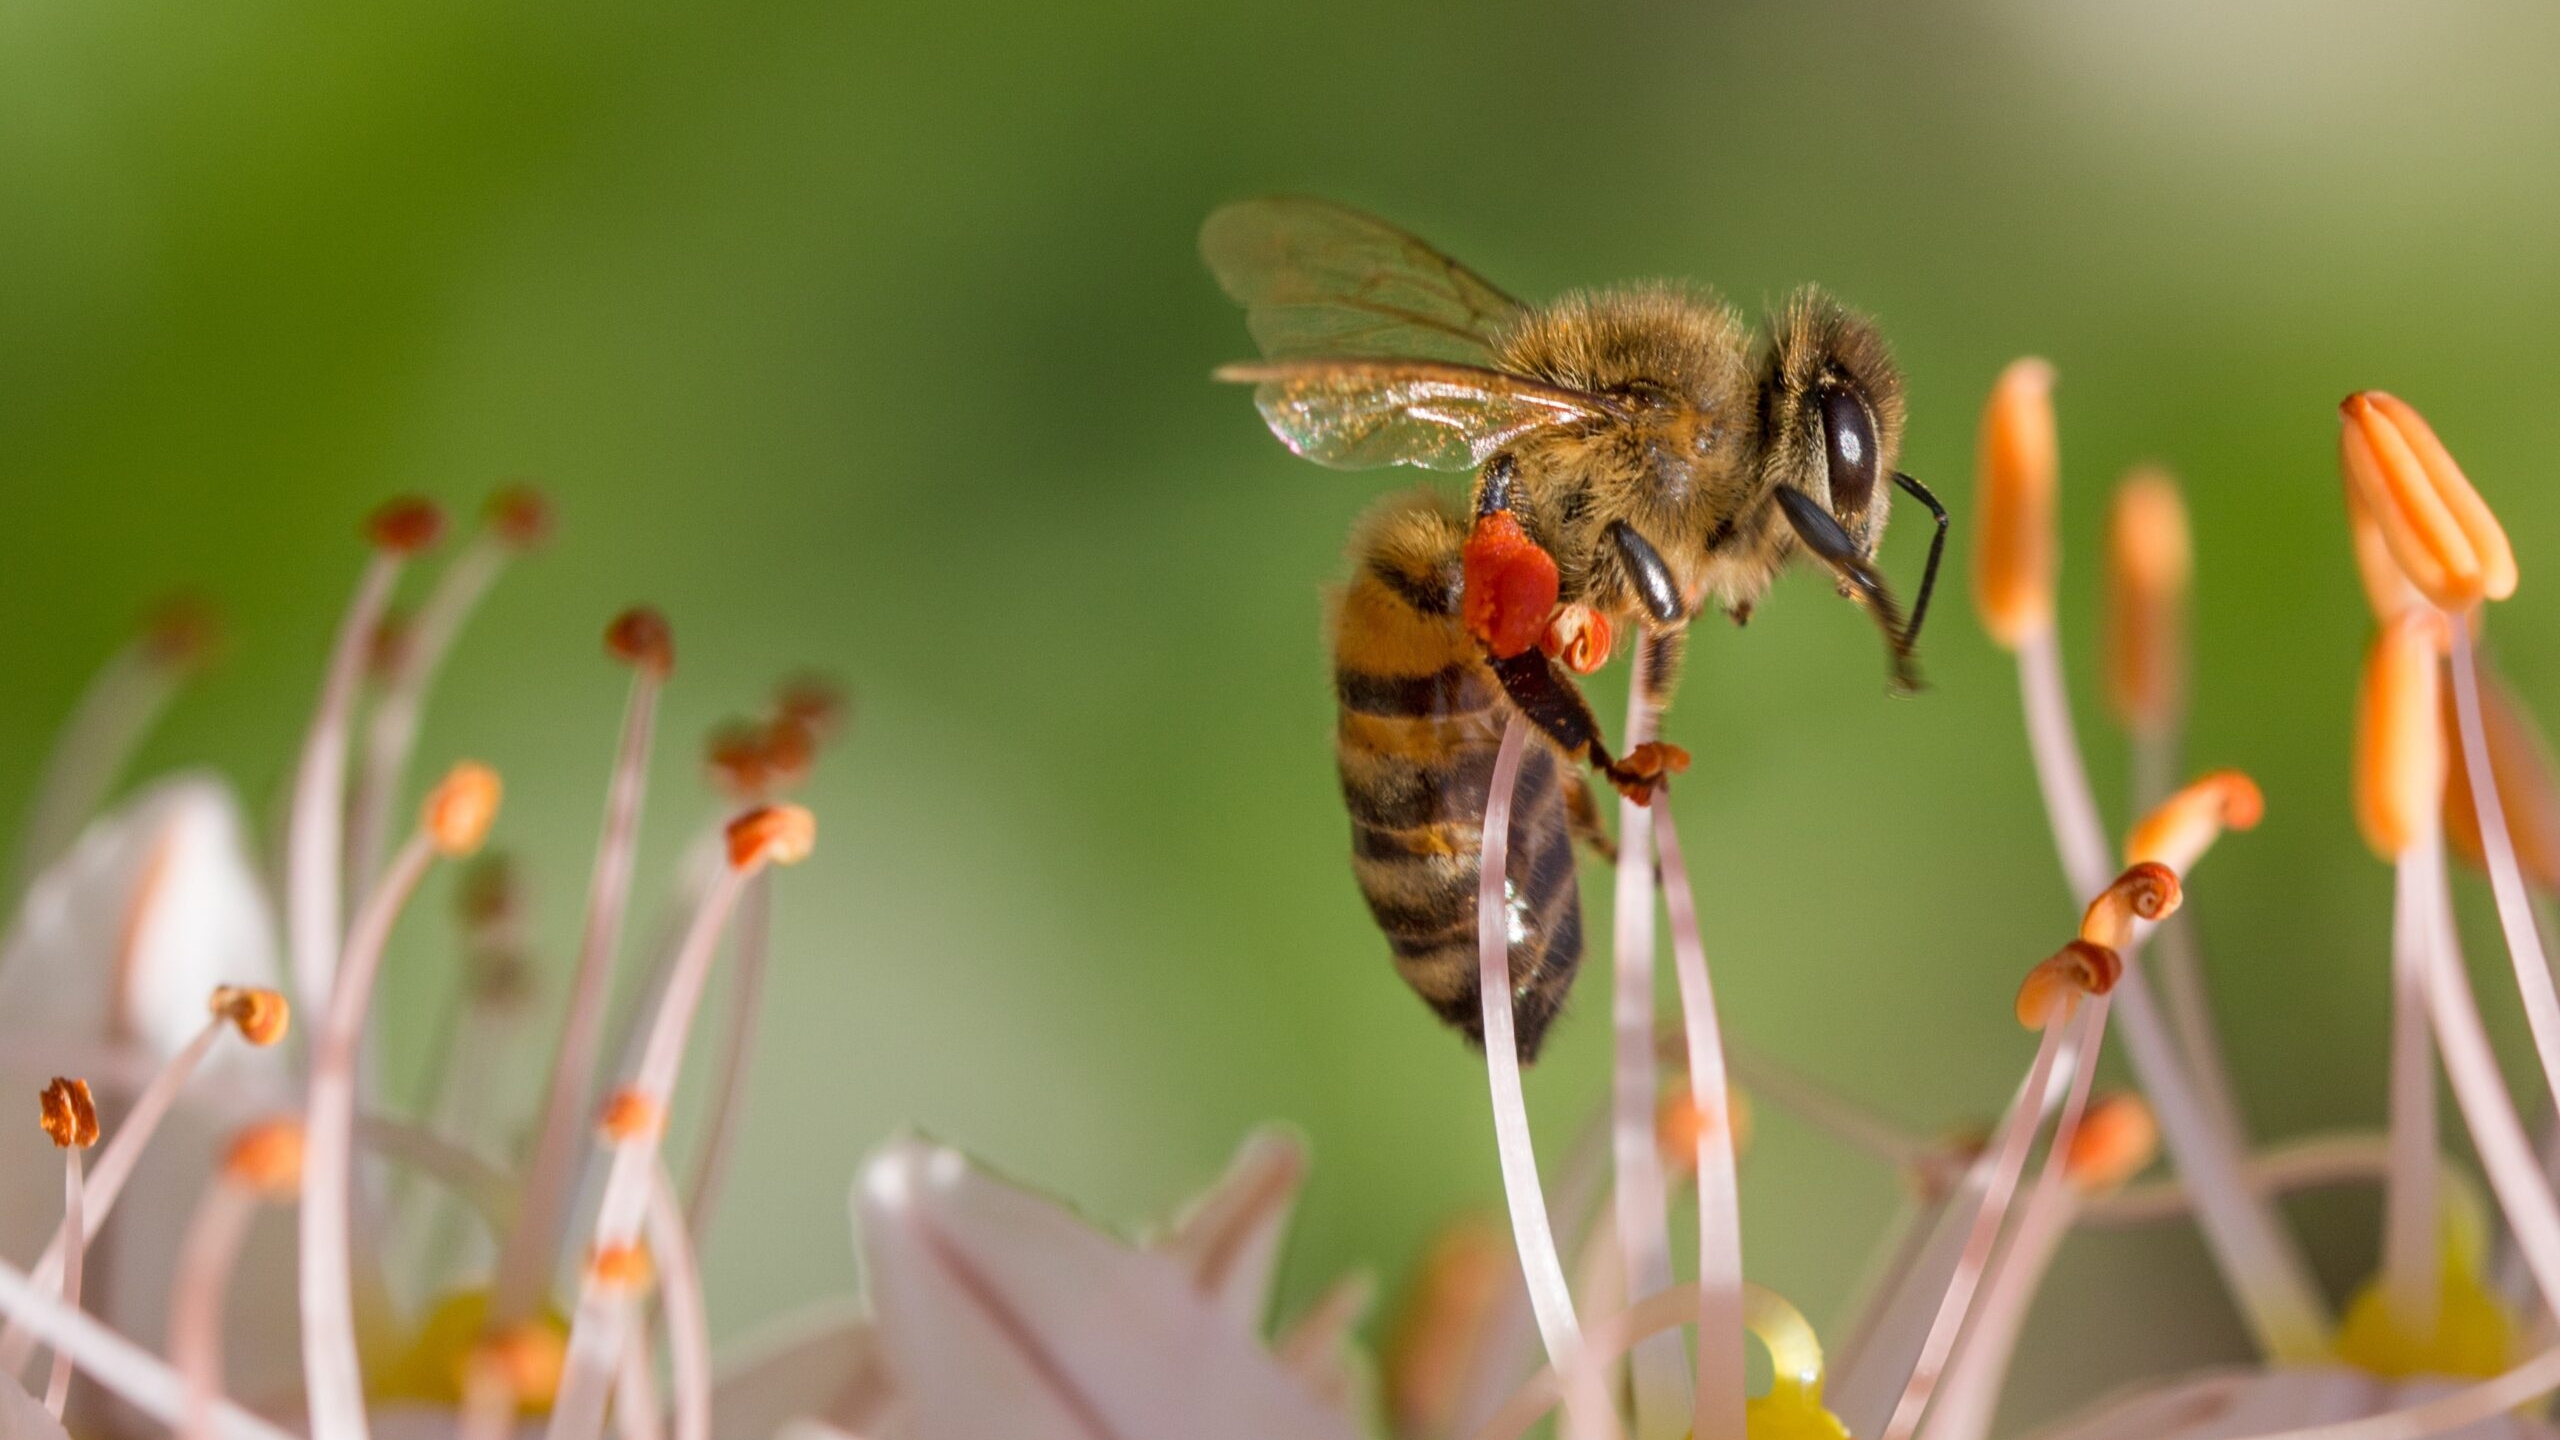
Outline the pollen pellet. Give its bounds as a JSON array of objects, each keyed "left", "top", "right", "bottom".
[
  {"left": 225, "top": 1119, "right": 306, "bottom": 1197},
  {"left": 211, "top": 985, "right": 292, "bottom": 1047},
  {"left": 37, "top": 1077, "right": 97, "bottom": 1150},
  {"left": 588, "top": 1243, "right": 655, "bottom": 1293},
  {"left": 597, "top": 1089, "right": 663, "bottom": 1143},
  {"left": 1972, "top": 358, "right": 2059, "bottom": 649},
  {"left": 726, "top": 803, "right": 817, "bottom": 871},
  {"left": 426, "top": 762, "right": 503, "bottom": 857}
]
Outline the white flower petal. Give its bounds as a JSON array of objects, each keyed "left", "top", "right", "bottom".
[
  {"left": 712, "top": 1302, "right": 899, "bottom": 1440},
  {"left": 853, "top": 1137, "right": 1358, "bottom": 1440},
  {"left": 1151, "top": 1128, "right": 1305, "bottom": 1329},
  {"left": 0, "top": 774, "right": 284, "bottom": 1064},
  {"left": 0, "top": 1380, "right": 71, "bottom": 1440},
  {"left": 2031, "top": 1366, "right": 2560, "bottom": 1440}
]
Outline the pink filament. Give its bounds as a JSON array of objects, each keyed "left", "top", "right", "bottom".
[
  {"left": 2446, "top": 616, "right": 2560, "bottom": 1116},
  {"left": 648, "top": 1166, "right": 712, "bottom": 1440},
  {"left": 285, "top": 552, "right": 402, "bottom": 1018},
  {"left": 498, "top": 669, "right": 666, "bottom": 1323},
  {"left": 685, "top": 872, "right": 771, "bottom": 1238},
  {"left": 1650, "top": 803, "right": 1746, "bottom": 1440},
  {"left": 2380, "top": 844, "right": 2440, "bottom": 1333},
  {"left": 44, "top": 1150, "right": 84, "bottom": 1417},
  {"left": 347, "top": 536, "right": 507, "bottom": 895},
  {"left": 171, "top": 1183, "right": 261, "bottom": 1440},
  {"left": 0, "top": 1246, "right": 292, "bottom": 1440}
]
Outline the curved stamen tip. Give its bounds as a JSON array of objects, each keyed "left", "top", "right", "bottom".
[
  {"left": 367, "top": 496, "right": 448, "bottom": 556},
  {"left": 588, "top": 1242, "right": 656, "bottom": 1294},
  {"left": 1972, "top": 357, "right": 2059, "bottom": 650},
  {"left": 726, "top": 804, "right": 817, "bottom": 871},
  {"left": 426, "top": 762, "right": 504, "bottom": 857},
  {"left": 2125, "top": 769, "right": 2264, "bottom": 873},
  {"left": 223, "top": 1118, "right": 305, "bottom": 1197},
  {"left": 485, "top": 484, "right": 555, "bottom": 551},
  {"left": 605, "top": 606, "right": 675, "bottom": 678},
  {"left": 37, "top": 1078, "right": 97, "bottom": 1150},
  {"left": 2356, "top": 612, "right": 2451, "bottom": 860},
  {"left": 142, "top": 592, "right": 224, "bottom": 673},
  {"left": 597, "top": 1089, "right": 665, "bottom": 1143},
  {"left": 2015, "top": 940, "right": 2122, "bottom": 1029},
  {"left": 471, "top": 1321, "right": 568, "bottom": 1407},
  {"left": 210, "top": 985, "right": 292, "bottom": 1047},
  {"left": 2080, "top": 861, "right": 2183, "bottom": 950},
  {"left": 2339, "top": 390, "right": 2518, "bottom": 611},
  {"left": 2064, "top": 1092, "right": 2159, "bottom": 1193}
]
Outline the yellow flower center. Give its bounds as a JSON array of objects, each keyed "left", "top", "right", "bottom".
[{"left": 370, "top": 1288, "right": 569, "bottom": 1413}]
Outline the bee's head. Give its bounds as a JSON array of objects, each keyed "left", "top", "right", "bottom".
[
  {"left": 1758, "top": 288, "right": 1906, "bottom": 557},
  {"left": 1756, "top": 289, "right": 1941, "bottom": 695}
]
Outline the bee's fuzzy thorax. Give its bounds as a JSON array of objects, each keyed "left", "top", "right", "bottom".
[{"left": 1498, "top": 283, "right": 1752, "bottom": 409}]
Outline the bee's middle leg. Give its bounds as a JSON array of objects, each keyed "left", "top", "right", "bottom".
[{"left": 1490, "top": 650, "right": 1688, "bottom": 803}]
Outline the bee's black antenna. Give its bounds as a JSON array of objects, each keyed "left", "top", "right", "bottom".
[
  {"left": 1773, "top": 486, "right": 1921, "bottom": 694},
  {"left": 1891, "top": 471, "right": 1948, "bottom": 653}
]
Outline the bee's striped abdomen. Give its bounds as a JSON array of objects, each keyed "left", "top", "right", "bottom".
[{"left": 1330, "top": 492, "right": 1586, "bottom": 1062}]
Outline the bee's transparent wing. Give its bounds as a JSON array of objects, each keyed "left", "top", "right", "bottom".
[
  {"left": 1216, "top": 359, "right": 1620, "bottom": 472},
  {"left": 1201, "top": 197, "right": 1528, "bottom": 366}
]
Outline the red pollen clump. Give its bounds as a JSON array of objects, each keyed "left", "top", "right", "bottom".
[
  {"left": 367, "top": 497, "right": 448, "bottom": 556},
  {"left": 605, "top": 607, "right": 675, "bottom": 678},
  {"left": 38, "top": 1078, "right": 98, "bottom": 1150},
  {"left": 1461, "top": 511, "right": 1561, "bottom": 659}
]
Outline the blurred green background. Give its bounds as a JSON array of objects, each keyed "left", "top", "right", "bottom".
[{"left": 5, "top": 0, "right": 2560, "bottom": 1428}]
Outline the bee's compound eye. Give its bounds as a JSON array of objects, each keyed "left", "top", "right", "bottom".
[{"left": 1820, "top": 385, "right": 1879, "bottom": 518}]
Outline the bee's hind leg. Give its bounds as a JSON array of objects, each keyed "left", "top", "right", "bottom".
[
  {"left": 1490, "top": 650, "right": 1689, "bottom": 804},
  {"left": 1562, "top": 770, "right": 1618, "bottom": 865}
]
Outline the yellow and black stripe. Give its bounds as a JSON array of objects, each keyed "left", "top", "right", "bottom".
[{"left": 1329, "top": 491, "right": 1586, "bottom": 1062}]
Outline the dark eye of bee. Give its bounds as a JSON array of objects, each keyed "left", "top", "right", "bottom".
[{"left": 1819, "top": 384, "right": 1878, "bottom": 517}]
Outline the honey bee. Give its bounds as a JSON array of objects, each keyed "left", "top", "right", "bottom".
[{"left": 1203, "top": 197, "right": 1945, "bottom": 1060}]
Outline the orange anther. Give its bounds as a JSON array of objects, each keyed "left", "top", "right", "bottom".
[
  {"left": 1656, "top": 1086, "right": 1753, "bottom": 1168},
  {"left": 1383, "top": 1219, "right": 1507, "bottom": 1439},
  {"left": 604, "top": 607, "right": 674, "bottom": 679},
  {"left": 2339, "top": 391, "right": 2516, "bottom": 612},
  {"left": 2064, "top": 1093, "right": 2159, "bottom": 1193},
  {"left": 1461, "top": 510, "right": 1561, "bottom": 659},
  {"left": 2125, "top": 769, "right": 2264, "bottom": 874},
  {"left": 426, "top": 762, "right": 503, "bottom": 857},
  {"left": 726, "top": 804, "right": 816, "bottom": 871},
  {"left": 2345, "top": 481, "right": 2428, "bottom": 626},
  {"left": 2103, "top": 468, "right": 2190, "bottom": 735},
  {"left": 38, "top": 1078, "right": 97, "bottom": 1150},
  {"left": 470, "top": 1320, "right": 568, "bottom": 1406},
  {"left": 367, "top": 497, "right": 448, "bottom": 556},
  {"left": 484, "top": 484, "right": 554, "bottom": 551},
  {"left": 706, "top": 720, "right": 773, "bottom": 799},
  {"left": 588, "top": 1243, "right": 654, "bottom": 1293},
  {"left": 1972, "top": 359, "right": 2059, "bottom": 649},
  {"left": 775, "top": 676, "right": 850, "bottom": 743},
  {"left": 224, "top": 1119, "right": 305, "bottom": 1197},
  {"left": 2446, "top": 661, "right": 2560, "bottom": 891},
  {"left": 2355, "top": 612, "right": 2450, "bottom": 860},
  {"left": 597, "top": 1089, "right": 663, "bottom": 1143},
  {"left": 2016, "top": 940, "right": 2122, "bottom": 1029},
  {"left": 2079, "top": 862, "right": 2183, "bottom": 950},
  {"left": 210, "top": 986, "right": 292, "bottom": 1047},
  {"left": 1540, "top": 604, "right": 1615, "bottom": 675}
]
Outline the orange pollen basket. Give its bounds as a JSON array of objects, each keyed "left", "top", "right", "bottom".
[
  {"left": 37, "top": 1077, "right": 97, "bottom": 1150},
  {"left": 210, "top": 985, "right": 292, "bottom": 1047},
  {"left": 1460, "top": 510, "right": 1561, "bottom": 660}
]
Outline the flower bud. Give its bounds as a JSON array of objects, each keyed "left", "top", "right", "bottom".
[
  {"left": 2354, "top": 613, "right": 2448, "bottom": 860},
  {"left": 2338, "top": 391, "right": 2516, "bottom": 611},
  {"left": 1972, "top": 359, "right": 2059, "bottom": 649},
  {"left": 2103, "top": 468, "right": 2190, "bottom": 734}
]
